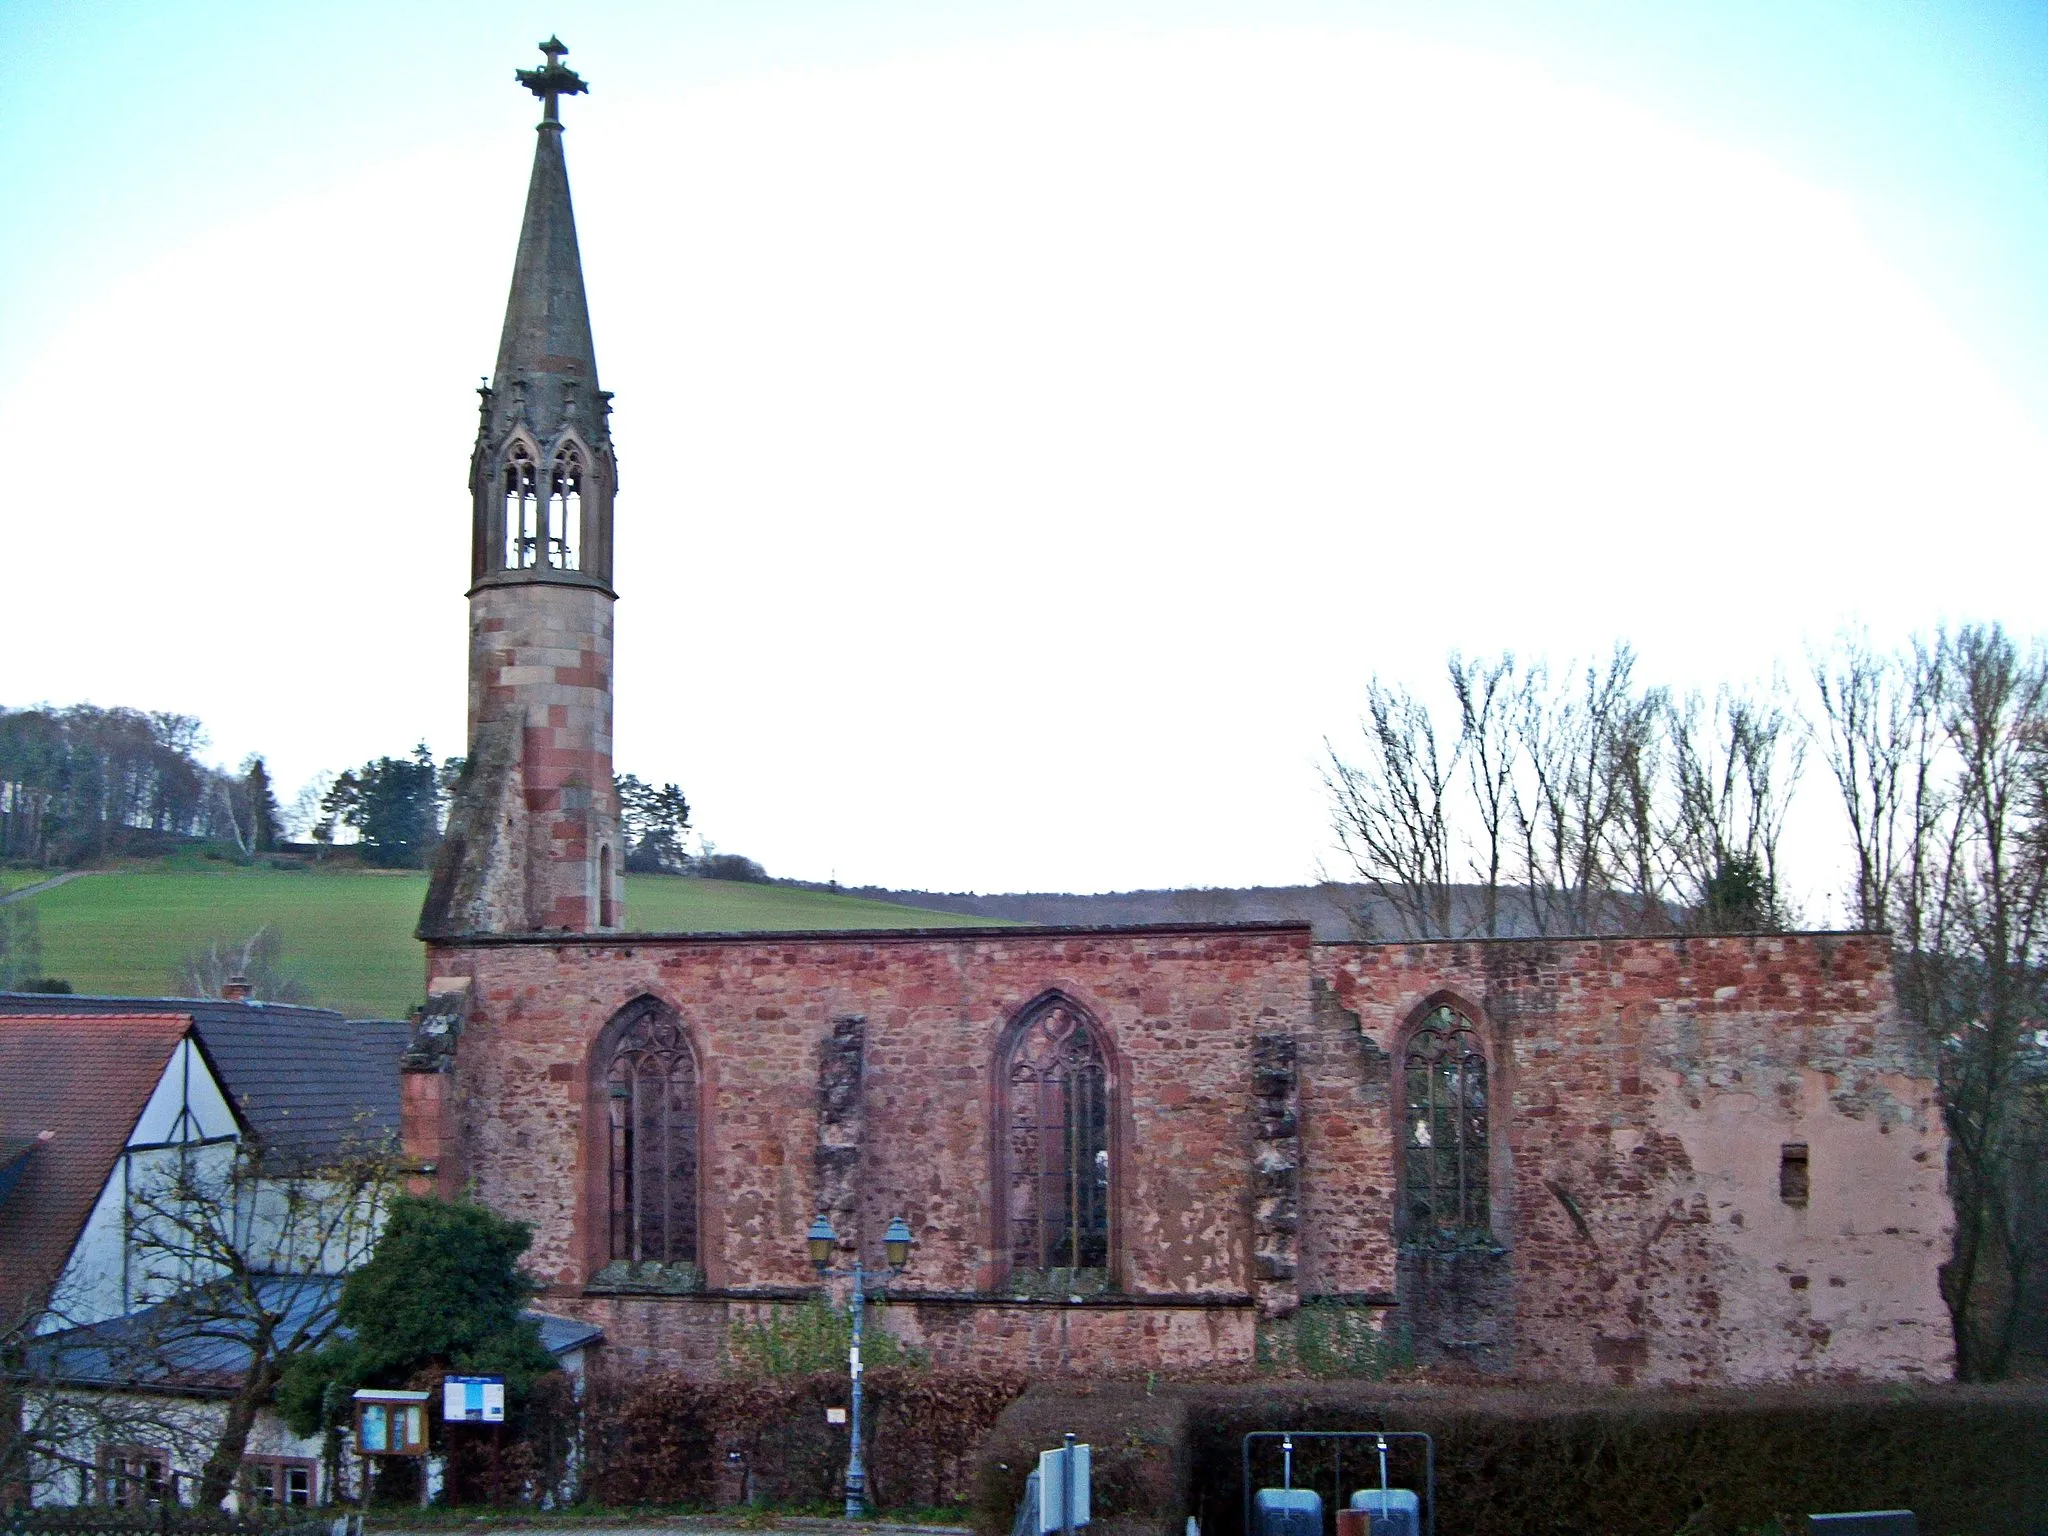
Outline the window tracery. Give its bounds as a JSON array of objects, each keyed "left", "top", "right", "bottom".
[
  {"left": 547, "top": 446, "right": 583, "bottom": 571},
  {"left": 1401, "top": 1003, "right": 1490, "bottom": 1247},
  {"left": 1001, "top": 996, "right": 1111, "bottom": 1284},
  {"left": 501, "top": 441, "right": 539, "bottom": 569},
  {"left": 605, "top": 1001, "right": 698, "bottom": 1265}
]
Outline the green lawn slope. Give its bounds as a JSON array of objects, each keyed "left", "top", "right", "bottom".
[{"left": 12, "top": 857, "right": 1004, "bottom": 1019}]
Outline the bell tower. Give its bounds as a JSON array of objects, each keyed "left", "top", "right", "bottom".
[{"left": 423, "top": 38, "right": 624, "bottom": 936}]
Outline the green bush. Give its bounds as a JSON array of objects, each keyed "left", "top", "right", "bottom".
[{"left": 725, "top": 1295, "right": 925, "bottom": 1376}]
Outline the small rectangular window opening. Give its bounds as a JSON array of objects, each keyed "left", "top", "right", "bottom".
[{"left": 1779, "top": 1143, "right": 1810, "bottom": 1207}]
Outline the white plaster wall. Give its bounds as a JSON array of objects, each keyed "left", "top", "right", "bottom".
[
  {"left": 40, "top": 1038, "right": 241, "bottom": 1333},
  {"left": 235, "top": 1175, "right": 388, "bottom": 1275},
  {"left": 23, "top": 1390, "right": 329, "bottom": 1509}
]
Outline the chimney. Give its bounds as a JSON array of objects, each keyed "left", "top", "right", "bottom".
[{"left": 221, "top": 974, "right": 254, "bottom": 1002}]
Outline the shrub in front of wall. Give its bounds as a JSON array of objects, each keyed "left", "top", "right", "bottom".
[
  {"left": 582, "top": 1367, "right": 719, "bottom": 1506},
  {"left": 1184, "top": 1381, "right": 2048, "bottom": 1536},
  {"left": 585, "top": 1366, "right": 1027, "bottom": 1512},
  {"left": 972, "top": 1382, "right": 1194, "bottom": 1536}
]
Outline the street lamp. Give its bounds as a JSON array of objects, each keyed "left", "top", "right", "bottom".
[{"left": 807, "top": 1213, "right": 915, "bottom": 1518}]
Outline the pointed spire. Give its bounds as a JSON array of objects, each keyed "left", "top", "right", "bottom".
[{"left": 487, "top": 38, "right": 605, "bottom": 451}]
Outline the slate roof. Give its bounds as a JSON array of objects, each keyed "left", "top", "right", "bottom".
[
  {"left": 0, "top": 1013, "right": 195, "bottom": 1324},
  {"left": 0, "top": 993, "right": 409, "bottom": 1166},
  {"left": 22, "top": 1274, "right": 604, "bottom": 1394}
]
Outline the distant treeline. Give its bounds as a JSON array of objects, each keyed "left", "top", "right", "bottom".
[
  {"left": 1, "top": 703, "right": 704, "bottom": 880},
  {"left": 0, "top": 705, "right": 277, "bottom": 866}
]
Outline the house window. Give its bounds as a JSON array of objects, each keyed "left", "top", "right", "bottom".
[
  {"left": 1401, "top": 1003, "right": 1490, "bottom": 1246},
  {"left": 606, "top": 1001, "right": 699, "bottom": 1265},
  {"left": 502, "top": 441, "right": 539, "bottom": 569},
  {"left": 100, "top": 1446, "right": 168, "bottom": 1508},
  {"left": 547, "top": 446, "right": 583, "bottom": 571},
  {"left": 1001, "top": 995, "right": 1112, "bottom": 1286},
  {"left": 242, "top": 1457, "right": 316, "bottom": 1507}
]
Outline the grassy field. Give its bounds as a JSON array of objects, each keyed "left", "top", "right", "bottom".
[{"left": 10, "top": 857, "right": 1002, "bottom": 1019}]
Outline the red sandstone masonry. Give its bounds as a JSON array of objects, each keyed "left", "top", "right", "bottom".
[
  {"left": 412, "top": 926, "right": 1953, "bottom": 1384},
  {"left": 426, "top": 925, "right": 1308, "bottom": 1309},
  {"left": 1314, "top": 934, "right": 1953, "bottom": 1385}
]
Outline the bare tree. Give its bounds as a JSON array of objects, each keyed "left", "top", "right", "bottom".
[
  {"left": 1510, "top": 646, "right": 1668, "bottom": 936},
  {"left": 1450, "top": 652, "right": 1523, "bottom": 937},
  {"left": 1811, "top": 631, "right": 1929, "bottom": 931},
  {"left": 3, "top": 1289, "right": 204, "bottom": 1506},
  {"left": 1325, "top": 682, "right": 1459, "bottom": 939},
  {"left": 1664, "top": 684, "right": 1806, "bottom": 932},
  {"left": 178, "top": 926, "right": 309, "bottom": 1005},
  {"left": 119, "top": 1134, "right": 401, "bottom": 1505},
  {"left": 1813, "top": 624, "right": 2048, "bottom": 1377}
]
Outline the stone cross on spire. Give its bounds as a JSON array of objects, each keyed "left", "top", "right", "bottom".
[{"left": 516, "top": 36, "right": 587, "bottom": 123}]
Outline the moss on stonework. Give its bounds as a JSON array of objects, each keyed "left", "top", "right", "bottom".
[
  {"left": 588, "top": 1259, "right": 704, "bottom": 1294},
  {"left": 1257, "top": 1299, "right": 1413, "bottom": 1378},
  {"left": 1005, "top": 1267, "right": 1113, "bottom": 1300}
]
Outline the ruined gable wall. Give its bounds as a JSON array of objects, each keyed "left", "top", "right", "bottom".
[
  {"left": 422, "top": 926, "right": 1310, "bottom": 1372},
  {"left": 1315, "top": 933, "right": 1954, "bottom": 1385}
]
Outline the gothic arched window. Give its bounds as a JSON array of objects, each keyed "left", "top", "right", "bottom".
[
  {"left": 1401, "top": 1003, "right": 1490, "bottom": 1247},
  {"left": 1000, "top": 995, "right": 1112, "bottom": 1285},
  {"left": 546, "top": 446, "right": 583, "bottom": 571},
  {"left": 502, "top": 442, "right": 539, "bottom": 569},
  {"left": 605, "top": 1001, "right": 699, "bottom": 1266}
]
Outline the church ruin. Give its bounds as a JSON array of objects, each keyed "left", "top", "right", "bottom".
[{"left": 407, "top": 42, "right": 1953, "bottom": 1385}]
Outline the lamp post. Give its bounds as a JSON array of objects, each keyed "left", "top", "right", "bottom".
[{"left": 807, "top": 1213, "right": 914, "bottom": 1519}]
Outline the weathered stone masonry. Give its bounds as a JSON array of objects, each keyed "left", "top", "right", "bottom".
[
  {"left": 413, "top": 49, "right": 1955, "bottom": 1390},
  {"left": 406, "top": 924, "right": 1953, "bottom": 1385}
]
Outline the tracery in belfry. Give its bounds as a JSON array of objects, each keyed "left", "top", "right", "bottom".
[
  {"left": 546, "top": 443, "right": 584, "bottom": 571},
  {"left": 501, "top": 440, "right": 540, "bottom": 570}
]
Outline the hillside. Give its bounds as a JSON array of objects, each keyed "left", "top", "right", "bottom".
[{"left": 6, "top": 857, "right": 1006, "bottom": 1020}]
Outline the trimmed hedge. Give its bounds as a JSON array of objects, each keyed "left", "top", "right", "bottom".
[
  {"left": 973, "top": 1384, "right": 1193, "bottom": 1536},
  {"left": 970, "top": 1382, "right": 2048, "bottom": 1536},
  {"left": 586, "top": 1365, "right": 1026, "bottom": 1511}
]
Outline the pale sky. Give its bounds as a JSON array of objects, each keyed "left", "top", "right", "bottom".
[{"left": 3, "top": 1, "right": 2045, "bottom": 906}]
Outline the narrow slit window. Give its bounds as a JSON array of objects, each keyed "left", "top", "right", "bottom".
[
  {"left": 548, "top": 448, "right": 582, "bottom": 571},
  {"left": 502, "top": 443, "right": 539, "bottom": 569},
  {"left": 1779, "top": 1143, "right": 1810, "bottom": 1207}
]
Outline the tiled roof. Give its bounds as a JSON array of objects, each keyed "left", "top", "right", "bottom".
[
  {"left": 21, "top": 1274, "right": 604, "bottom": 1393},
  {"left": 0, "top": 1013, "right": 192, "bottom": 1324},
  {"left": 0, "top": 994, "right": 408, "bottom": 1166}
]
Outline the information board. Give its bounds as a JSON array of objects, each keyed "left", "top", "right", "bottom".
[{"left": 443, "top": 1375, "right": 507, "bottom": 1424}]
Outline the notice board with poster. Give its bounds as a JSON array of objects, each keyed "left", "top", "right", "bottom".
[{"left": 443, "top": 1375, "right": 507, "bottom": 1424}]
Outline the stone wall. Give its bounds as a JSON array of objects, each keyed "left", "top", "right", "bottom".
[
  {"left": 1316, "top": 933, "right": 1954, "bottom": 1384},
  {"left": 411, "top": 925, "right": 1954, "bottom": 1384},
  {"left": 422, "top": 923, "right": 1312, "bottom": 1373}
]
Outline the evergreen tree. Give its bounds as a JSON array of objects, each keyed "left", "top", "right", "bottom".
[
  {"left": 278, "top": 1197, "right": 557, "bottom": 1438},
  {"left": 242, "top": 756, "right": 281, "bottom": 852},
  {"left": 316, "top": 745, "right": 443, "bottom": 868},
  {"left": 616, "top": 773, "right": 692, "bottom": 873}
]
